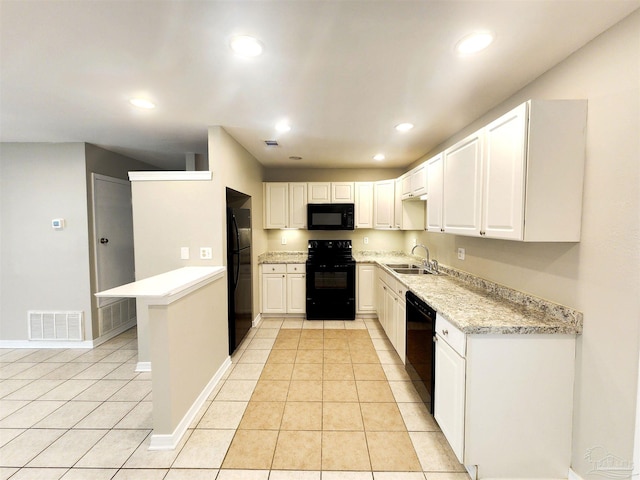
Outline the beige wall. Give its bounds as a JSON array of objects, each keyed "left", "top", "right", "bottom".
[
  {"left": 404, "top": 11, "right": 639, "bottom": 476},
  {"left": 209, "top": 126, "right": 267, "bottom": 322},
  {"left": 266, "top": 228, "right": 405, "bottom": 253}
]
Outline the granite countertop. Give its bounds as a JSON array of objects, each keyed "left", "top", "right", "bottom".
[
  {"left": 259, "top": 250, "right": 583, "bottom": 335},
  {"left": 258, "top": 251, "right": 307, "bottom": 264}
]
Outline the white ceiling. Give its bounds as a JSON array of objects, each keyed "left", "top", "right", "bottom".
[{"left": 1, "top": 1, "right": 638, "bottom": 171}]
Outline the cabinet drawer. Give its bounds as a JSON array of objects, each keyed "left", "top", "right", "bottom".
[
  {"left": 436, "top": 313, "right": 466, "bottom": 357},
  {"left": 286, "top": 264, "right": 305, "bottom": 273},
  {"left": 264, "top": 264, "right": 287, "bottom": 274}
]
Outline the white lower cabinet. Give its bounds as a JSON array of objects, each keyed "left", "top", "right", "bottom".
[
  {"left": 261, "top": 264, "right": 305, "bottom": 315},
  {"left": 375, "top": 266, "right": 406, "bottom": 363},
  {"left": 356, "top": 264, "right": 376, "bottom": 314},
  {"left": 434, "top": 313, "right": 577, "bottom": 478},
  {"left": 434, "top": 325, "right": 466, "bottom": 461}
]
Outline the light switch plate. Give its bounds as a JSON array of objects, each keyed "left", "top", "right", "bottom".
[
  {"left": 180, "top": 247, "right": 190, "bottom": 260},
  {"left": 281, "top": 236, "right": 287, "bottom": 245}
]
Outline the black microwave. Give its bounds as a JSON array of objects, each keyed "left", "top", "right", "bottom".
[{"left": 307, "top": 203, "right": 355, "bottom": 230}]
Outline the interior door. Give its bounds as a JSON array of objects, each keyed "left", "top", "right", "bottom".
[{"left": 92, "top": 174, "right": 135, "bottom": 307}]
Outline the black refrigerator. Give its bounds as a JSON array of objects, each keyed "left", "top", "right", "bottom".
[{"left": 226, "top": 208, "right": 252, "bottom": 355}]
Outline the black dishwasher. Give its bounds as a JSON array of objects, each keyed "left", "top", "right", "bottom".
[{"left": 405, "top": 291, "right": 436, "bottom": 414}]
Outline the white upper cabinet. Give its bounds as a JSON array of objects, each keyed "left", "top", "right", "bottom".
[
  {"left": 264, "top": 182, "right": 307, "bottom": 229},
  {"left": 264, "top": 183, "right": 289, "bottom": 229},
  {"left": 402, "top": 162, "right": 427, "bottom": 200},
  {"left": 308, "top": 182, "right": 331, "bottom": 203},
  {"left": 331, "top": 182, "right": 355, "bottom": 203},
  {"left": 442, "top": 131, "right": 484, "bottom": 237},
  {"left": 426, "top": 153, "right": 444, "bottom": 232},
  {"left": 373, "top": 179, "right": 395, "bottom": 229},
  {"left": 288, "top": 182, "right": 308, "bottom": 229},
  {"left": 438, "top": 99, "right": 587, "bottom": 241},
  {"left": 354, "top": 182, "right": 374, "bottom": 229},
  {"left": 482, "top": 103, "right": 527, "bottom": 240},
  {"left": 483, "top": 100, "right": 587, "bottom": 241},
  {"left": 308, "top": 182, "right": 354, "bottom": 203}
]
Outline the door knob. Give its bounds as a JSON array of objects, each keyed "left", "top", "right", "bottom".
[{"left": 100, "top": 238, "right": 109, "bottom": 244}]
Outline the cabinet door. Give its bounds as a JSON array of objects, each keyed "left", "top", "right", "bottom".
[
  {"left": 443, "top": 132, "right": 483, "bottom": 236},
  {"left": 482, "top": 103, "right": 527, "bottom": 240},
  {"left": 396, "top": 285, "right": 406, "bottom": 364},
  {"left": 410, "top": 163, "right": 427, "bottom": 197},
  {"left": 289, "top": 183, "right": 308, "bottom": 229},
  {"left": 426, "top": 154, "right": 444, "bottom": 232},
  {"left": 383, "top": 285, "right": 395, "bottom": 340},
  {"left": 354, "top": 182, "right": 374, "bottom": 229},
  {"left": 264, "top": 183, "right": 289, "bottom": 229},
  {"left": 357, "top": 265, "right": 376, "bottom": 313},
  {"left": 434, "top": 336, "right": 466, "bottom": 463},
  {"left": 376, "top": 276, "right": 385, "bottom": 321},
  {"left": 331, "top": 182, "right": 355, "bottom": 203},
  {"left": 286, "top": 273, "right": 306, "bottom": 314},
  {"left": 262, "top": 273, "right": 287, "bottom": 313},
  {"left": 373, "top": 179, "right": 395, "bottom": 229},
  {"left": 308, "top": 182, "right": 331, "bottom": 203},
  {"left": 401, "top": 173, "right": 412, "bottom": 200},
  {"left": 395, "top": 178, "right": 403, "bottom": 228}
]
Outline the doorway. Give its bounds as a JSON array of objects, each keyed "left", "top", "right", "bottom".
[{"left": 92, "top": 174, "right": 136, "bottom": 336}]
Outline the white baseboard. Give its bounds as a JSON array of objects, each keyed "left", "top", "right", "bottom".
[
  {"left": 92, "top": 319, "right": 137, "bottom": 347},
  {"left": 135, "top": 362, "right": 151, "bottom": 372},
  {"left": 148, "top": 356, "right": 232, "bottom": 451},
  {"left": 568, "top": 468, "right": 584, "bottom": 480},
  {"left": 0, "top": 338, "right": 94, "bottom": 349},
  {"left": 252, "top": 313, "right": 262, "bottom": 328}
]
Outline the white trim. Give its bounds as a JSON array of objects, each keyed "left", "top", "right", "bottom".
[
  {"left": 569, "top": 467, "right": 585, "bottom": 480},
  {"left": 0, "top": 339, "right": 94, "bottom": 349},
  {"left": 634, "top": 346, "right": 640, "bottom": 478},
  {"left": 252, "top": 313, "right": 262, "bottom": 328},
  {"left": 92, "top": 319, "right": 137, "bottom": 347},
  {"left": 465, "top": 465, "right": 478, "bottom": 480},
  {"left": 148, "top": 356, "right": 232, "bottom": 450},
  {"left": 128, "top": 171, "right": 212, "bottom": 182},
  {"left": 135, "top": 362, "right": 152, "bottom": 372}
]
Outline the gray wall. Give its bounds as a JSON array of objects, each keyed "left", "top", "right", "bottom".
[
  {"left": 0, "top": 142, "right": 157, "bottom": 341},
  {"left": 0, "top": 143, "right": 92, "bottom": 340},
  {"left": 403, "top": 10, "right": 639, "bottom": 477}
]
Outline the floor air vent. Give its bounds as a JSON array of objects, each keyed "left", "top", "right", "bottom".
[{"left": 28, "top": 311, "right": 83, "bottom": 341}]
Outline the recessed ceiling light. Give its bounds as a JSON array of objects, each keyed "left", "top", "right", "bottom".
[
  {"left": 230, "top": 35, "right": 264, "bottom": 57},
  {"left": 275, "top": 121, "right": 291, "bottom": 132},
  {"left": 456, "top": 32, "right": 494, "bottom": 55},
  {"left": 395, "top": 123, "right": 414, "bottom": 132},
  {"left": 373, "top": 153, "right": 385, "bottom": 161},
  {"left": 129, "top": 98, "right": 156, "bottom": 109}
]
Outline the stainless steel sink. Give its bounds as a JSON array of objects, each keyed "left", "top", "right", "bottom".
[
  {"left": 384, "top": 263, "right": 421, "bottom": 269},
  {"left": 392, "top": 267, "right": 434, "bottom": 275}
]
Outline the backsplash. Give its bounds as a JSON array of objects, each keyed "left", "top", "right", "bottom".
[{"left": 265, "top": 229, "right": 405, "bottom": 252}]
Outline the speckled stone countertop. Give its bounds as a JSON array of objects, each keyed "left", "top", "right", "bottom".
[
  {"left": 259, "top": 250, "right": 583, "bottom": 335},
  {"left": 354, "top": 251, "right": 582, "bottom": 335},
  {"left": 258, "top": 251, "right": 307, "bottom": 264}
]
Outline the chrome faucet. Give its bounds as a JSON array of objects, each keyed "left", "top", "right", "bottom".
[{"left": 411, "top": 244, "right": 431, "bottom": 267}]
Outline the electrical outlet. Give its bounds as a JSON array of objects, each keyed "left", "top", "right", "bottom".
[
  {"left": 281, "top": 236, "right": 287, "bottom": 245},
  {"left": 457, "top": 247, "right": 465, "bottom": 260},
  {"left": 180, "top": 247, "right": 190, "bottom": 260},
  {"left": 200, "top": 247, "right": 212, "bottom": 259},
  {"left": 363, "top": 237, "right": 369, "bottom": 245}
]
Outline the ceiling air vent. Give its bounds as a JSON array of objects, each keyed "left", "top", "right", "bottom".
[{"left": 264, "top": 140, "right": 279, "bottom": 147}]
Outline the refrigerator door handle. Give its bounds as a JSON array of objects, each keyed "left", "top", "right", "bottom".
[{"left": 234, "top": 252, "right": 241, "bottom": 289}]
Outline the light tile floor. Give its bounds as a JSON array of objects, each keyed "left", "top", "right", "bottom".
[{"left": 0, "top": 318, "right": 469, "bottom": 480}]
